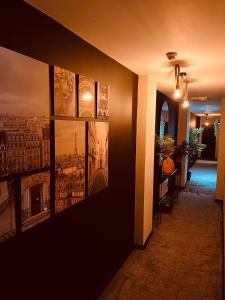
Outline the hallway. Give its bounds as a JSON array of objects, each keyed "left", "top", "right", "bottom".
[
  {"left": 185, "top": 160, "right": 218, "bottom": 194},
  {"left": 99, "top": 161, "right": 223, "bottom": 300}
]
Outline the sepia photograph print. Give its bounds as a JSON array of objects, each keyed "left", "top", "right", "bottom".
[
  {"left": 21, "top": 171, "right": 50, "bottom": 231},
  {"left": 0, "top": 46, "right": 50, "bottom": 178},
  {"left": 55, "top": 120, "right": 85, "bottom": 213},
  {"left": 78, "top": 75, "right": 95, "bottom": 118},
  {"left": 97, "top": 83, "right": 110, "bottom": 120},
  {"left": 54, "top": 65, "right": 76, "bottom": 117},
  {"left": 88, "top": 122, "right": 108, "bottom": 196},
  {"left": 0, "top": 180, "right": 16, "bottom": 242}
]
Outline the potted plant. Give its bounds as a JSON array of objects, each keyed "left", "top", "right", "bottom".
[
  {"left": 187, "top": 127, "right": 206, "bottom": 180},
  {"left": 155, "top": 135, "right": 176, "bottom": 175}
]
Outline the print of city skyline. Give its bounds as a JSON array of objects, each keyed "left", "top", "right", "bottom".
[
  {"left": 55, "top": 120, "right": 85, "bottom": 213},
  {"left": 0, "top": 46, "right": 50, "bottom": 178},
  {"left": 88, "top": 122, "right": 108, "bottom": 196}
]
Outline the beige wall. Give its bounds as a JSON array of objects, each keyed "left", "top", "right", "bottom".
[
  {"left": 216, "top": 98, "right": 225, "bottom": 200},
  {"left": 177, "top": 104, "right": 190, "bottom": 187},
  {"left": 135, "top": 74, "right": 156, "bottom": 246}
]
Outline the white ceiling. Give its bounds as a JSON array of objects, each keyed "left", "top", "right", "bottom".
[{"left": 26, "top": 0, "right": 225, "bottom": 112}]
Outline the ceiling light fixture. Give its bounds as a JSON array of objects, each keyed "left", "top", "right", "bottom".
[
  {"left": 166, "top": 52, "right": 188, "bottom": 100},
  {"left": 205, "top": 113, "right": 209, "bottom": 126},
  {"left": 182, "top": 75, "right": 190, "bottom": 108}
]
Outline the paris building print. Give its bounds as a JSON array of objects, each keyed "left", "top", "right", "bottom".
[
  {"left": 88, "top": 122, "right": 108, "bottom": 196},
  {"left": 0, "top": 180, "right": 16, "bottom": 242},
  {"left": 55, "top": 120, "right": 85, "bottom": 213},
  {"left": 78, "top": 75, "right": 95, "bottom": 118},
  {"left": 0, "top": 46, "right": 50, "bottom": 178},
  {"left": 54, "top": 66, "right": 76, "bottom": 117},
  {"left": 21, "top": 171, "right": 50, "bottom": 231},
  {"left": 97, "top": 83, "right": 109, "bottom": 120}
]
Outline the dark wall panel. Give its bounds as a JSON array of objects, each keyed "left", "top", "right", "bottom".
[
  {"left": 155, "top": 91, "right": 178, "bottom": 140},
  {"left": 0, "top": 2, "right": 138, "bottom": 299}
]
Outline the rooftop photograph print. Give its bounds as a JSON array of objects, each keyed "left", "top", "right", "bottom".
[
  {"left": 88, "top": 121, "right": 108, "bottom": 196},
  {"left": 0, "top": 46, "right": 50, "bottom": 178},
  {"left": 55, "top": 120, "right": 85, "bottom": 213}
]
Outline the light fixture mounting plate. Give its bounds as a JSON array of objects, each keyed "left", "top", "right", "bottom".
[{"left": 166, "top": 52, "right": 178, "bottom": 61}]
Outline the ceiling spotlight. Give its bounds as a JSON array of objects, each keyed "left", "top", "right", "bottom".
[{"left": 183, "top": 100, "right": 190, "bottom": 108}]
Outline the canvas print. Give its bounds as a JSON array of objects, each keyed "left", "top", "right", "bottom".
[
  {"left": 97, "top": 83, "right": 109, "bottom": 120},
  {"left": 0, "top": 180, "right": 16, "bottom": 242},
  {"left": 21, "top": 171, "right": 50, "bottom": 231},
  {"left": 55, "top": 120, "right": 85, "bottom": 213},
  {"left": 54, "top": 66, "right": 76, "bottom": 116},
  {"left": 78, "top": 75, "right": 95, "bottom": 118},
  {"left": 0, "top": 46, "right": 50, "bottom": 178},
  {"left": 88, "top": 122, "right": 108, "bottom": 196}
]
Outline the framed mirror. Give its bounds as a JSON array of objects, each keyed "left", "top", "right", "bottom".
[{"left": 160, "top": 101, "right": 169, "bottom": 137}]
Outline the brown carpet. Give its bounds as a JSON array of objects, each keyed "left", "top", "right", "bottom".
[{"left": 99, "top": 164, "right": 223, "bottom": 300}]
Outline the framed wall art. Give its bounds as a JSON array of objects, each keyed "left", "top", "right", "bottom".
[
  {"left": 21, "top": 171, "right": 50, "bottom": 231},
  {"left": 0, "top": 46, "right": 50, "bottom": 178},
  {"left": 55, "top": 120, "right": 85, "bottom": 213},
  {"left": 78, "top": 75, "right": 95, "bottom": 118},
  {"left": 53, "top": 65, "right": 76, "bottom": 117},
  {"left": 88, "top": 122, "right": 108, "bottom": 196},
  {"left": 97, "top": 83, "right": 109, "bottom": 120},
  {"left": 0, "top": 179, "right": 16, "bottom": 242}
]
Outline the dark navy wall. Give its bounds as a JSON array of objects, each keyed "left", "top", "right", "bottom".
[{"left": 0, "top": 2, "right": 138, "bottom": 299}]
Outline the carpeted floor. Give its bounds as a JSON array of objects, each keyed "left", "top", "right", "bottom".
[
  {"left": 99, "top": 160, "right": 223, "bottom": 300},
  {"left": 185, "top": 160, "right": 218, "bottom": 194}
]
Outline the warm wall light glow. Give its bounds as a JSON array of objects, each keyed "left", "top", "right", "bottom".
[
  {"left": 205, "top": 121, "right": 209, "bottom": 126},
  {"left": 174, "top": 88, "right": 182, "bottom": 99},
  {"left": 182, "top": 100, "right": 189, "bottom": 108},
  {"left": 82, "top": 92, "right": 92, "bottom": 101}
]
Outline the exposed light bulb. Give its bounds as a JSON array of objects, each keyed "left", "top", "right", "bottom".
[
  {"left": 205, "top": 121, "right": 209, "bottom": 126},
  {"left": 82, "top": 92, "right": 92, "bottom": 101},
  {"left": 174, "top": 89, "right": 182, "bottom": 99},
  {"left": 182, "top": 100, "right": 189, "bottom": 108}
]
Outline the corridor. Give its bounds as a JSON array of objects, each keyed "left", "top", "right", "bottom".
[
  {"left": 185, "top": 160, "right": 218, "bottom": 194},
  {"left": 100, "top": 161, "right": 223, "bottom": 300}
]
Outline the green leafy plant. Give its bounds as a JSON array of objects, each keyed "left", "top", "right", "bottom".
[
  {"left": 213, "top": 119, "right": 220, "bottom": 136},
  {"left": 175, "top": 141, "right": 189, "bottom": 158},
  {"left": 188, "top": 127, "right": 206, "bottom": 168}
]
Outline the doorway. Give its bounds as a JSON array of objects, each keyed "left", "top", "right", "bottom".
[
  {"left": 30, "top": 184, "right": 42, "bottom": 216},
  {"left": 201, "top": 126, "right": 216, "bottom": 160}
]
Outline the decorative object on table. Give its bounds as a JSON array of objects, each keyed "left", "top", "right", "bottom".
[
  {"left": 155, "top": 135, "right": 176, "bottom": 175},
  {"left": 55, "top": 120, "right": 85, "bottom": 213},
  {"left": 88, "top": 122, "right": 109, "bottom": 196},
  {"left": 78, "top": 75, "right": 95, "bottom": 118},
  {"left": 53, "top": 65, "right": 76, "bottom": 117},
  {"left": 97, "top": 82, "right": 109, "bottom": 120}
]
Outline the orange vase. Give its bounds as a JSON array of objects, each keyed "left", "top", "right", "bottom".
[{"left": 162, "top": 156, "right": 175, "bottom": 175}]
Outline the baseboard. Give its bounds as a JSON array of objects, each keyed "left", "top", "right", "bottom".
[{"left": 134, "top": 230, "right": 153, "bottom": 250}]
